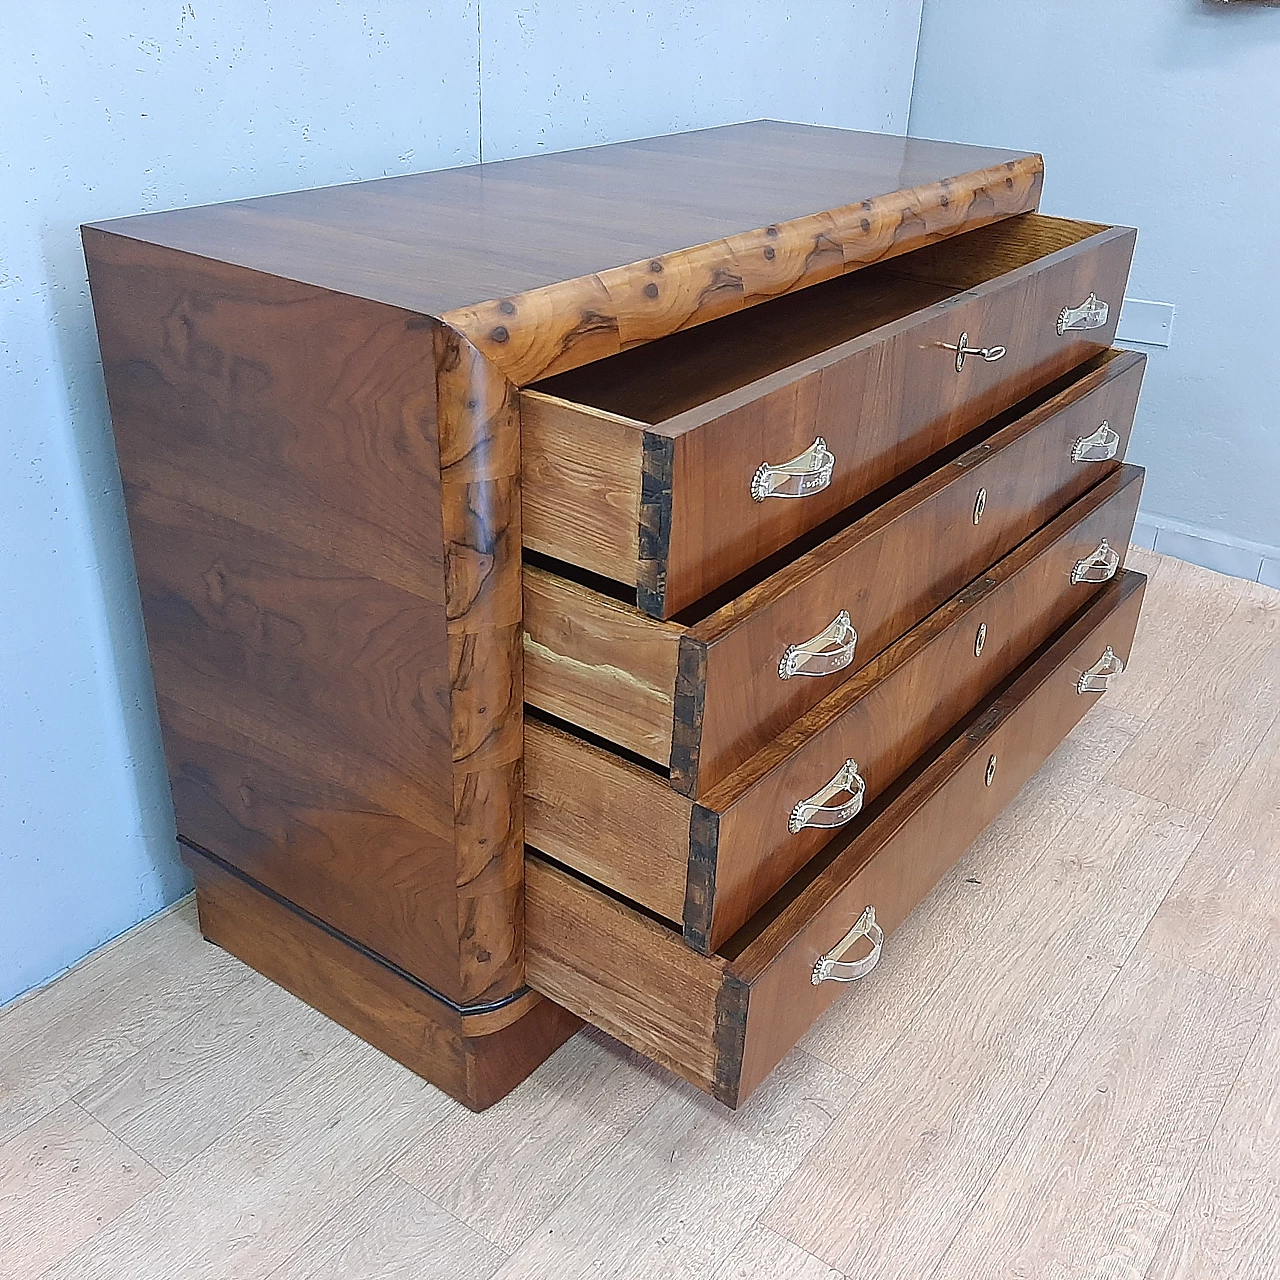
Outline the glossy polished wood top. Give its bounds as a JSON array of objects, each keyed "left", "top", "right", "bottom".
[{"left": 87, "top": 121, "right": 1043, "bottom": 382}]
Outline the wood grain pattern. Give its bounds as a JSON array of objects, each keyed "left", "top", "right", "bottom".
[
  {"left": 1147, "top": 997, "right": 1280, "bottom": 1280},
  {"left": 0, "top": 899, "right": 246, "bottom": 1151},
  {"left": 89, "top": 123, "right": 1042, "bottom": 388},
  {"left": 0, "top": 1100, "right": 162, "bottom": 1280},
  {"left": 73, "top": 973, "right": 349, "bottom": 1175},
  {"left": 1112, "top": 584, "right": 1280, "bottom": 818},
  {"left": 526, "top": 468, "right": 1144, "bottom": 951},
  {"left": 186, "top": 845, "right": 581, "bottom": 1113},
  {"left": 82, "top": 229, "right": 466, "bottom": 996},
  {"left": 521, "top": 392, "right": 644, "bottom": 584},
  {"left": 761, "top": 779, "right": 1202, "bottom": 1277},
  {"left": 797, "top": 701, "right": 1144, "bottom": 1083},
  {"left": 523, "top": 566, "right": 684, "bottom": 763},
  {"left": 435, "top": 327, "right": 526, "bottom": 1003},
  {"left": 492, "top": 1051, "right": 854, "bottom": 1280},
  {"left": 525, "top": 857, "right": 727, "bottom": 1094},
  {"left": 17, "top": 552, "right": 1280, "bottom": 1270},
  {"left": 269, "top": 1171, "right": 506, "bottom": 1280},
  {"left": 524, "top": 718, "right": 692, "bottom": 922},
  {"left": 525, "top": 573, "right": 1146, "bottom": 1108},
  {"left": 37, "top": 1035, "right": 450, "bottom": 1280},
  {"left": 929, "top": 947, "right": 1265, "bottom": 1280},
  {"left": 447, "top": 149, "right": 1046, "bottom": 386},
  {"left": 1143, "top": 705, "right": 1280, "bottom": 999},
  {"left": 701, "top": 465, "right": 1143, "bottom": 952},
  {"left": 394, "top": 1029, "right": 665, "bottom": 1252},
  {"left": 523, "top": 349, "right": 1146, "bottom": 789},
  {"left": 531, "top": 214, "right": 1134, "bottom": 616}
]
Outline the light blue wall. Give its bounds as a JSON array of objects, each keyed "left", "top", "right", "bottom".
[
  {"left": 909, "top": 0, "right": 1280, "bottom": 565},
  {"left": 0, "top": 2, "right": 924, "bottom": 1005},
  {"left": 479, "top": 2, "right": 923, "bottom": 159}
]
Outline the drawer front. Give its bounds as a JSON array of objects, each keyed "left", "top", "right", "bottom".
[
  {"left": 658, "top": 226, "right": 1134, "bottom": 615},
  {"left": 525, "top": 465, "right": 1144, "bottom": 951},
  {"left": 683, "top": 348, "right": 1145, "bottom": 794},
  {"left": 691, "top": 463, "right": 1144, "bottom": 950},
  {"left": 524, "top": 216, "right": 1136, "bottom": 619},
  {"left": 523, "top": 349, "right": 1146, "bottom": 789},
  {"left": 525, "top": 570, "right": 1147, "bottom": 1108}
]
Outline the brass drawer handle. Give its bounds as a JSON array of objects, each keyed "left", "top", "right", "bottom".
[
  {"left": 779, "top": 611, "right": 858, "bottom": 680},
  {"left": 812, "top": 905, "right": 883, "bottom": 984},
  {"left": 751, "top": 437, "right": 835, "bottom": 502},
  {"left": 1072, "top": 539, "right": 1120, "bottom": 585},
  {"left": 1058, "top": 291, "right": 1110, "bottom": 334},
  {"left": 939, "top": 331, "right": 1007, "bottom": 373},
  {"left": 789, "top": 759, "right": 866, "bottom": 834},
  {"left": 1077, "top": 645, "right": 1125, "bottom": 694},
  {"left": 1072, "top": 419, "right": 1121, "bottom": 463}
]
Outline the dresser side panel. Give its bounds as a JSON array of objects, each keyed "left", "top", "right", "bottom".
[{"left": 83, "top": 229, "right": 466, "bottom": 999}]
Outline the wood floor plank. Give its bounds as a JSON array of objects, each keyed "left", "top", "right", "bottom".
[
  {"left": 0, "top": 1100, "right": 162, "bottom": 1280},
  {"left": 268, "top": 1170, "right": 506, "bottom": 1280},
  {"left": 931, "top": 948, "right": 1267, "bottom": 1280},
  {"left": 801, "top": 702, "right": 1141, "bottom": 1082},
  {"left": 1147, "top": 998, "right": 1280, "bottom": 1280},
  {"left": 492, "top": 1050, "right": 854, "bottom": 1280},
  {"left": 40, "top": 1038, "right": 456, "bottom": 1280},
  {"left": 763, "top": 785, "right": 1205, "bottom": 1278},
  {"left": 708, "top": 1223, "right": 840, "bottom": 1280},
  {"left": 393, "top": 1026, "right": 666, "bottom": 1251},
  {"left": 1123, "top": 544, "right": 1162, "bottom": 580},
  {"left": 1113, "top": 588, "right": 1280, "bottom": 815},
  {"left": 73, "top": 971, "right": 351, "bottom": 1174},
  {"left": 1144, "top": 711, "right": 1280, "bottom": 999},
  {"left": 1106, "top": 551, "right": 1245, "bottom": 725},
  {"left": 0, "top": 900, "right": 246, "bottom": 1147}
]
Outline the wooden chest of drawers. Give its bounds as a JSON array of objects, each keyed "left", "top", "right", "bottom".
[{"left": 83, "top": 121, "right": 1146, "bottom": 1111}]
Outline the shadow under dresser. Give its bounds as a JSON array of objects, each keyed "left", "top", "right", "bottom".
[{"left": 82, "top": 121, "right": 1146, "bottom": 1111}]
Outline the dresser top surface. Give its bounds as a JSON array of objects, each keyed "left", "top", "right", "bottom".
[{"left": 87, "top": 120, "right": 1037, "bottom": 320}]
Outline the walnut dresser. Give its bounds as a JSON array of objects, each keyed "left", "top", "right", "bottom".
[{"left": 83, "top": 121, "right": 1147, "bottom": 1111}]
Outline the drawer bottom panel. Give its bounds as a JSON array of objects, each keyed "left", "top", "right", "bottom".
[{"left": 526, "top": 570, "right": 1146, "bottom": 1108}]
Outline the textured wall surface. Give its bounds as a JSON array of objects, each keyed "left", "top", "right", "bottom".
[
  {"left": 0, "top": 2, "right": 924, "bottom": 1004},
  {"left": 479, "top": 2, "right": 923, "bottom": 160},
  {"left": 910, "top": 0, "right": 1280, "bottom": 561}
]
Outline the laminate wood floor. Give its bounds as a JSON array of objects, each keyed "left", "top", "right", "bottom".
[{"left": 4, "top": 548, "right": 1278, "bottom": 1280}]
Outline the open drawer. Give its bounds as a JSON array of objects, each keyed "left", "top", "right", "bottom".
[
  {"left": 527, "top": 463, "right": 1143, "bottom": 952},
  {"left": 525, "top": 349, "right": 1146, "bottom": 795},
  {"left": 526, "top": 570, "right": 1147, "bottom": 1108},
  {"left": 523, "top": 213, "right": 1137, "bottom": 617}
]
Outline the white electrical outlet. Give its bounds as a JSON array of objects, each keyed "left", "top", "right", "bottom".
[{"left": 1116, "top": 298, "right": 1176, "bottom": 347}]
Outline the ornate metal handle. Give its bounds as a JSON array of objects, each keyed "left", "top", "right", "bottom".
[
  {"left": 1077, "top": 645, "right": 1125, "bottom": 694},
  {"left": 789, "top": 759, "right": 866, "bottom": 834},
  {"left": 751, "top": 437, "right": 835, "bottom": 502},
  {"left": 1072, "top": 420, "right": 1121, "bottom": 463},
  {"left": 778, "top": 611, "right": 858, "bottom": 680},
  {"left": 1071, "top": 539, "right": 1120, "bottom": 585},
  {"left": 811, "top": 906, "right": 883, "bottom": 985},
  {"left": 1058, "top": 292, "right": 1110, "bottom": 334},
  {"left": 939, "top": 331, "right": 1007, "bottom": 373}
]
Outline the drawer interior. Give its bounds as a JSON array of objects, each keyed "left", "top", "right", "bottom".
[{"left": 531, "top": 213, "right": 1108, "bottom": 426}]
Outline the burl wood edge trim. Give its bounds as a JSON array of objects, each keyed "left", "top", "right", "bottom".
[
  {"left": 442, "top": 154, "right": 1044, "bottom": 386},
  {"left": 434, "top": 327, "right": 527, "bottom": 1004}
]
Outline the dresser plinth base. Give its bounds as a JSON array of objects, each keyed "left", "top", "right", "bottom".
[{"left": 184, "top": 845, "right": 582, "bottom": 1112}]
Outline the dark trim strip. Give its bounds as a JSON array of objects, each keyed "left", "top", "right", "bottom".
[
  {"left": 637, "top": 432, "right": 675, "bottom": 617},
  {"left": 178, "top": 836, "right": 532, "bottom": 1017}
]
